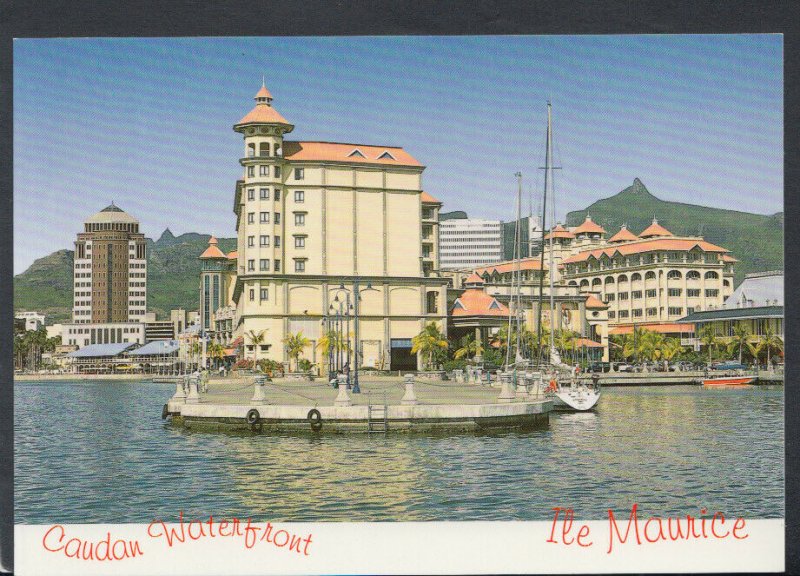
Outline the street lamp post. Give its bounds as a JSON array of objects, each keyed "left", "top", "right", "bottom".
[{"left": 328, "top": 279, "right": 378, "bottom": 394}]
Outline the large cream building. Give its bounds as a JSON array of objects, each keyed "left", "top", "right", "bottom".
[
  {"left": 554, "top": 216, "right": 736, "bottom": 330},
  {"left": 220, "top": 82, "right": 448, "bottom": 371}
]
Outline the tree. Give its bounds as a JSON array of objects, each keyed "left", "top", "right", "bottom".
[
  {"left": 728, "top": 324, "right": 751, "bottom": 364},
  {"left": 283, "top": 331, "right": 311, "bottom": 372},
  {"left": 698, "top": 324, "right": 719, "bottom": 363},
  {"left": 207, "top": 342, "right": 226, "bottom": 369},
  {"left": 453, "top": 334, "right": 484, "bottom": 360},
  {"left": 639, "top": 330, "right": 665, "bottom": 362},
  {"left": 411, "top": 322, "right": 448, "bottom": 370},
  {"left": 188, "top": 340, "right": 202, "bottom": 371},
  {"left": 246, "top": 329, "right": 267, "bottom": 365},
  {"left": 660, "top": 338, "right": 684, "bottom": 363},
  {"left": 760, "top": 324, "right": 783, "bottom": 369}
]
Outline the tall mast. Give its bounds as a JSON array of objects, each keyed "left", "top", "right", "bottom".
[
  {"left": 535, "top": 102, "right": 552, "bottom": 366},
  {"left": 505, "top": 172, "right": 523, "bottom": 368},
  {"left": 547, "top": 103, "right": 556, "bottom": 353}
]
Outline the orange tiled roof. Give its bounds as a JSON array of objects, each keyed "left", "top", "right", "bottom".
[
  {"left": 572, "top": 338, "right": 604, "bottom": 348},
  {"left": 608, "top": 225, "right": 639, "bottom": 243},
  {"left": 544, "top": 224, "right": 575, "bottom": 240},
  {"left": 608, "top": 323, "right": 695, "bottom": 335},
  {"left": 227, "top": 250, "right": 238, "bottom": 260},
  {"left": 561, "top": 238, "right": 729, "bottom": 264},
  {"left": 464, "top": 272, "right": 485, "bottom": 284},
  {"left": 421, "top": 191, "right": 442, "bottom": 204},
  {"left": 282, "top": 141, "right": 422, "bottom": 167},
  {"left": 585, "top": 294, "right": 608, "bottom": 309},
  {"left": 639, "top": 219, "right": 673, "bottom": 238},
  {"left": 451, "top": 289, "right": 509, "bottom": 317},
  {"left": 573, "top": 216, "right": 606, "bottom": 235},
  {"left": 200, "top": 236, "right": 227, "bottom": 259},
  {"left": 255, "top": 84, "right": 273, "bottom": 100},
  {"left": 236, "top": 103, "right": 292, "bottom": 127},
  {"left": 721, "top": 254, "right": 738, "bottom": 262},
  {"left": 475, "top": 257, "right": 546, "bottom": 276}
]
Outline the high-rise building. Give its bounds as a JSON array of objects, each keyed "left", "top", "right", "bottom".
[
  {"left": 72, "top": 203, "right": 148, "bottom": 324},
  {"left": 439, "top": 218, "right": 503, "bottom": 270},
  {"left": 209, "top": 82, "right": 449, "bottom": 370}
]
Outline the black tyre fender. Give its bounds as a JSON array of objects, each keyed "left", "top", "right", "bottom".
[
  {"left": 246, "top": 408, "right": 261, "bottom": 425},
  {"left": 307, "top": 408, "right": 322, "bottom": 431},
  {"left": 161, "top": 404, "right": 169, "bottom": 420}
]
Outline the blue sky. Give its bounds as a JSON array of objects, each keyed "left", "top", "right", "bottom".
[{"left": 14, "top": 35, "right": 783, "bottom": 273}]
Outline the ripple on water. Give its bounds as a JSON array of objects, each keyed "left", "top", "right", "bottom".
[{"left": 14, "top": 381, "right": 784, "bottom": 523}]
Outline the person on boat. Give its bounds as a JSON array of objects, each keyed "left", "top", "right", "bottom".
[{"left": 591, "top": 372, "right": 600, "bottom": 392}]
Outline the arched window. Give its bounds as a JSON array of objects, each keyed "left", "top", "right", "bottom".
[
  {"left": 723, "top": 280, "right": 730, "bottom": 287},
  {"left": 687, "top": 271, "right": 701, "bottom": 280},
  {"left": 259, "top": 142, "right": 270, "bottom": 156},
  {"left": 568, "top": 281, "right": 578, "bottom": 287},
  {"left": 247, "top": 143, "right": 256, "bottom": 157},
  {"left": 617, "top": 274, "right": 629, "bottom": 283},
  {"left": 631, "top": 273, "right": 642, "bottom": 282},
  {"left": 705, "top": 271, "right": 719, "bottom": 280},
  {"left": 580, "top": 279, "right": 590, "bottom": 288},
  {"left": 592, "top": 278, "right": 602, "bottom": 287},
  {"left": 667, "top": 270, "right": 682, "bottom": 280},
  {"left": 645, "top": 271, "right": 656, "bottom": 280},
  {"left": 605, "top": 276, "right": 615, "bottom": 284}
]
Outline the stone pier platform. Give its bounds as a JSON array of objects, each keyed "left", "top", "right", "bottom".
[{"left": 165, "top": 376, "right": 551, "bottom": 434}]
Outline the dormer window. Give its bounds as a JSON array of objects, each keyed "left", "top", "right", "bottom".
[
  {"left": 378, "top": 151, "right": 396, "bottom": 160},
  {"left": 348, "top": 149, "right": 366, "bottom": 158}
]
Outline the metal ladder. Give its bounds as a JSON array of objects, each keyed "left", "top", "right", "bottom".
[{"left": 367, "top": 392, "right": 388, "bottom": 433}]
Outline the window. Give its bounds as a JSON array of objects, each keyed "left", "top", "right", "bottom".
[
  {"left": 647, "top": 307, "right": 657, "bottom": 316},
  {"left": 688, "top": 289, "right": 700, "bottom": 297},
  {"left": 646, "top": 289, "right": 657, "bottom": 298},
  {"left": 294, "top": 259, "right": 306, "bottom": 272},
  {"left": 294, "top": 236, "right": 306, "bottom": 248},
  {"left": 667, "top": 270, "right": 682, "bottom": 280},
  {"left": 274, "top": 213, "right": 281, "bottom": 224},
  {"left": 260, "top": 259, "right": 269, "bottom": 271},
  {"left": 249, "top": 289, "right": 255, "bottom": 301},
  {"left": 247, "top": 212, "right": 255, "bottom": 224},
  {"left": 687, "top": 270, "right": 701, "bottom": 280},
  {"left": 274, "top": 259, "right": 281, "bottom": 272},
  {"left": 618, "top": 292, "right": 628, "bottom": 300},
  {"left": 247, "top": 236, "right": 255, "bottom": 247},
  {"left": 247, "top": 259, "right": 255, "bottom": 271},
  {"left": 260, "top": 212, "right": 270, "bottom": 223},
  {"left": 609, "top": 311, "right": 616, "bottom": 319},
  {"left": 247, "top": 166, "right": 255, "bottom": 177},
  {"left": 606, "top": 293, "right": 615, "bottom": 301},
  {"left": 274, "top": 189, "right": 281, "bottom": 201},
  {"left": 259, "top": 165, "right": 269, "bottom": 176},
  {"left": 704, "top": 271, "right": 719, "bottom": 280},
  {"left": 687, "top": 307, "right": 695, "bottom": 314},
  {"left": 260, "top": 235, "right": 270, "bottom": 247},
  {"left": 645, "top": 271, "right": 656, "bottom": 280},
  {"left": 274, "top": 236, "right": 281, "bottom": 247},
  {"left": 668, "top": 307, "right": 683, "bottom": 316},
  {"left": 294, "top": 190, "right": 305, "bottom": 203},
  {"left": 274, "top": 166, "right": 281, "bottom": 178},
  {"left": 294, "top": 213, "right": 306, "bottom": 226},
  {"left": 619, "top": 310, "right": 629, "bottom": 318},
  {"left": 668, "top": 288, "right": 682, "bottom": 297},
  {"left": 295, "top": 168, "right": 304, "bottom": 180},
  {"left": 260, "top": 188, "right": 269, "bottom": 200},
  {"left": 247, "top": 189, "right": 255, "bottom": 201},
  {"left": 633, "top": 309, "right": 643, "bottom": 318},
  {"left": 260, "top": 288, "right": 268, "bottom": 301},
  {"left": 706, "top": 289, "right": 719, "bottom": 297},
  {"left": 631, "top": 290, "right": 642, "bottom": 299}
]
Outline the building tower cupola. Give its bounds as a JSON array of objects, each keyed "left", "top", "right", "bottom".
[
  {"left": 254, "top": 78, "right": 273, "bottom": 105},
  {"left": 233, "top": 80, "right": 294, "bottom": 134}
]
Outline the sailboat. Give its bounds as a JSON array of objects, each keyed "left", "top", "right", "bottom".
[{"left": 536, "top": 102, "right": 600, "bottom": 412}]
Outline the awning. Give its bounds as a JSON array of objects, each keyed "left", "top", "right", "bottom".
[{"left": 608, "top": 323, "right": 694, "bottom": 336}]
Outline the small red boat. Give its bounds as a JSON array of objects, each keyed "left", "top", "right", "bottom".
[{"left": 702, "top": 376, "right": 755, "bottom": 387}]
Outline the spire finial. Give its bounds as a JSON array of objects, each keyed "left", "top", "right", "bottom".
[{"left": 262, "top": 74, "right": 265, "bottom": 88}]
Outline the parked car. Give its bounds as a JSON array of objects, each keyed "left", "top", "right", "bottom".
[{"left": 614, "top": 363, "right": 633, "bottom": 372}]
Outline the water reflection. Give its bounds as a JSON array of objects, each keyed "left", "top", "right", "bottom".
[{"left": 14, "top": 381, "right": 784, "bottom": 523}]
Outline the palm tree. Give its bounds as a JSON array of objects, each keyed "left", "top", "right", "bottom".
[
  {"left": 453, "top": 334, "right": 484, "bottom": 360},
  {"left": 728, "top": 324, "right": 750, "bottom": 364},
  {"left": 411, "top": 322, "right": 448, "bottom": 370},
  {"left": 698, "top": 324, "right": 719, "bottom": 364},
  {"left": 660, "top": 338, "right": 684, "bottom": 363},
  {"left": 246, "top": 329, "right": 267, "bottom": 366},
  {"left": 639, "top": 330, "right": 665, "bottom": 362},
  {"left": 554, "top": 329, "right": 575, "bottom": 361},
  {"left": 207, "top": 342, "right": 226, "bottom": 369},
  {"left": 188, "top": 340, "right": 202, "bottom": 371},
  {"left": 760, "top": 324, "right": 783, "bottom": 369},
  {"left": 283, "top": 331, "right": 311, "bottom": 372}
]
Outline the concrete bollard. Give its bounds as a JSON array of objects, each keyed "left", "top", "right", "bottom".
[
  {"left": 516, "top": 372, "right": 531, "bottom": 399},
  {"left": 250, "top": 376, "right": 267, "bottom": 404},
  {"left": 454, "top": 369, "right": 464, "bottom": 384},
  {"left": 334, "top": 379, "right": 353, "bottom": 407},
  {"left": 186, "top": 376, "right": 201, "bottom": 404},
  {"left": 172, "top": 378, "right": 187, "bottom": 401},
  {"left": 497, "top": 371, "right": 516, "bottom": 403},
  {"left": 401, "top": 374, "right": 418, "bottom": 405}
]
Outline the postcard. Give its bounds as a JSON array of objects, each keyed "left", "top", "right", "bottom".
[{"left": 11, "top": 34, "right": 784, "bottom": 574}]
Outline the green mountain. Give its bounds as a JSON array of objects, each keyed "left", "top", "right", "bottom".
[
  {"left": 565, "top": 178, "right": 783, "bottom": 285},
  {"left": 14, "top": 232, "right": 237, "bottom": 324}
]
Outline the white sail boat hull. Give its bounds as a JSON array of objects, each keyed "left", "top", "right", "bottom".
[{"left": 549, "top": 388, "right": 600, "bottom": 411}]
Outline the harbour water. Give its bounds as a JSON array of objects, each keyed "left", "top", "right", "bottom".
[{"left": 15, "top": 380, "right": 783, "bottom": 523}]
